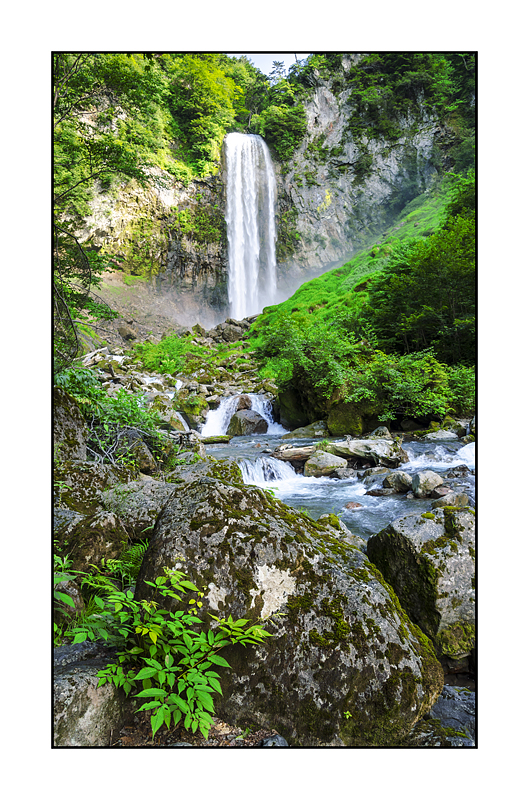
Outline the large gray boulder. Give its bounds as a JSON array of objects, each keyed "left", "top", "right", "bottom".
[
  {"left": 99, "top": 479, "right": 178, "bottom": 539},
  {"left": 304, "top": 450, "right": 348, "bottom": 477},
  {"left": 281, "top": 420, "right": 329, "bottom": 439},
  {"left": 135, "top": 478, "right": 443, "bottom": 746},
  {"left": 54, "top": 643, "right": 131, "bottom": 746},
  {"left": 412, "top": 470, "right": 444, "bottom": 498},
  {"left": 226, "top": 409, "right": 268, "bottom": 436},
  {"left": 383, "top": 471, "right": 413, "bottom": 492},
  {"left": 54, "top": 387, "right": 90, "bottom": 461},
  {"left": 366, "top": 507, "right": 475, "bottom": 660},
  {"left": 325, "top": 437, "right": 409, "bottom": 468}
]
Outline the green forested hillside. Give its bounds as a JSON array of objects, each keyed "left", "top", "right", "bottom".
[{"left": 250, "top": 169, "right": 475, "bottom": 427}]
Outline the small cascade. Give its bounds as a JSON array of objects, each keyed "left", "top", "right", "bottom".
[
  {"left": 200, "top": 393, "right": 287, "bottom": 437},
  {"left": 238, "top": 456, "right": 297, "bottom": 485},
  {"left": 249, "top": 394, "right": 288, "bottom": 435},
  {"left": 225, "top": 133, "right": 277, "bottom": 319},
  {"left": 200, "top": 395, "right": 241, "bottom": 437}
]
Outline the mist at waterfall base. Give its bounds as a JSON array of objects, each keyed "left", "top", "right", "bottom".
[
  {"left": 225, "top": 133, "right": 278, "bottom": 319},
  {"left": 201, "top": 396, "right": 475, "bottom": 540}
]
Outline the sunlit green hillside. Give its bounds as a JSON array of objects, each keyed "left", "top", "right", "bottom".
[{"left": 252, "top": 176, "right": 454, "bottom": 336}]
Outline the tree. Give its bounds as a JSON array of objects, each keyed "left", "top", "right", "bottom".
[{"left": 53, "top": 53, "right": 161, "bottom": 371}]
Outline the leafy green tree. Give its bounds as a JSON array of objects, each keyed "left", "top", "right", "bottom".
[
  {"left": 360, "top": 202, "right": 475, "bottom": 365},
  {"left": 53, "top": 53, "right": 161, "bottom": 371}
]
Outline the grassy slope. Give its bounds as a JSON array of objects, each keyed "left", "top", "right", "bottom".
[{"left": 251, "top": 177, "right": 453, "bottom": 339}]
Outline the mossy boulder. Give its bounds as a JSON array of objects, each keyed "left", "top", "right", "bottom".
[
  {"left": 325, "top": 437, "right": 409, "bottom": 468},
  {"left": 58, "top": 509, "right": 129, "bottom": 572},
  {"left": 54, "top": 461, "right": 136, "bottom": 515},
  {"left": 304, "top": 450, "right": 348, "bottom": 477},
  {"left": 327, "top": 401, "right": 380, "bottom": 437},
  {"left": 135, "top": 478, "right": 443, "bottom": 746},
  {"left": 366, "top": 508, "right": 475, "bottom": 659},
  {"left": 99, "top": 479, "right": 178, "bottom": 540},
  {"left": 281, "top": 420, "right": 330, "bottom": 439},
  {"left": 54, "top": 387, "right": 90, "bottom": 461}
]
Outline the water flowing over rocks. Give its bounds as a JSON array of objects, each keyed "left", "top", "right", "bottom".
[{"left": 134, "top": 477, "right": 444, "bottom": 746}]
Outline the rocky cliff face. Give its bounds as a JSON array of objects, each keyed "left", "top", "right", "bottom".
[
  {"left": 75, "top": 168, "right": 230, "bottom": 328},
  {"left": 273, "top": 55, "right": 453, "bottom": 291}
]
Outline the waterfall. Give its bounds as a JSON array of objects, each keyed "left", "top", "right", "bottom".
[
  {"left": 200, "top": 395, "right": 242, "bottom": 437},
  {"left": 200, "top": 393, "right": 287, "bottom": 436},
  {"left": 239, "top": 456, "right": 297, "bottom": 485},
  {"left": 225, "top": 133, "right": 277, "bottom": 319}
]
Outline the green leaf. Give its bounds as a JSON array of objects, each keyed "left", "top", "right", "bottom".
[
  {"left": 179, "top": 580, "right": 199, "bottom": 591},
  {"left": 195, "top": 691, "right": 215, "bottom": 712},
  {"left": 135, "top": 687, "right": 167, "bottom": 698},
  {"left": 137, "top": 700, "right": 162, "bottom": 712},
  {"left": 208, "top": 654, "right": 232, "bottom": 669},
  {"left": 151, "top": 706, "right": 166, "bottom": 737},
  {"left": 133, "top": 666, "right": 159, "bottom": 680}
]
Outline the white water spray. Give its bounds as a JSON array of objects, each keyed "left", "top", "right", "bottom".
[
  {"left": 200, "top": 394, "right": 287, "bottom": 437},
  {"left": 225, "top": 133, "right": 277, "bottom": 319}
]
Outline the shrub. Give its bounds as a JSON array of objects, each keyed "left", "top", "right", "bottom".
[{"left": 68, "top": 568, "right": 272, "bottom": 739}]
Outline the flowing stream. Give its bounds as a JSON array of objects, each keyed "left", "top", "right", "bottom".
[
  {"left": 202, "top": 402, "right": 475, "bottom": 541},
  {"left": 225, "top": 133, "right": 277, "bottom": 319}
]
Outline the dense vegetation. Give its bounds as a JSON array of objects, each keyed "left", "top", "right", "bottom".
[{"left": 250, "top": 168, "right": 475, "bottom": 425}]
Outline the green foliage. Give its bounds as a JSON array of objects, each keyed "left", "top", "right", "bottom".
[
  {"left": 54, "top": 367, "right": 165, "bottom": 465},
  {"left": 169, "top": 201, "right": 226, "bottom": 247},
  {"left": 252, "top": 310, "right": 469, "bottom": 421},
  {"left": 255, "top": 103, "right": 307, "bottom": 161},
  {"left": 361, "top": 209, "right": 475, "bottom": 364},
  {"left": 68, "top": 568, "right": 272, "bottom": 739}
]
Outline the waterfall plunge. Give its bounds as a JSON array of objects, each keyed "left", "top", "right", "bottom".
[{"left": 225, "top": 133, "right": 277, "bottom": 319}]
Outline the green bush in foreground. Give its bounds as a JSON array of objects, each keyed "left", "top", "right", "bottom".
[
  {"left": 68, "top": 569, "right": 272, "bottom": 739},
  {"left": 54, "top": 367, "right": 165, "bottom": 465}
]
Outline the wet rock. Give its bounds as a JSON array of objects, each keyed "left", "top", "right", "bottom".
[
  {"left": 368, "top": 426, "right": 393, "bottom": 439},
  {"left": 304, "top": 451, "right": 348, "bottom": 477},
  {"left": 412, "top": 470, "right": 444, "bottom": 498},
  {"left": 135, "top": 478, "right": 443, "bottom": 747},
  {"left": 423, "top": 430, "right": 458, "bottom": 441},
  {"left": 366, "top": 507, "right": 475, "bottom": 659},
  {"left": 281, "top": 420, "right": 330, "bottom": 439},
  {"left": 344, "top": 502, "right": 363, "bottom": 510},
  {"left": 431, "top": 486, "right": 452, "bottom": 499},
  {"left": 383, "top": 471, "right": 413, "bottom": 492},
  {"left": 431, "top": 492, "right": 469, "bottom": 509},
  {"left": 235, "top": 394, "right": 252, "bottom": 410},
  {"left": 424, "top": 685, "right": 475, "bottom": 746},
  {"left": 325, "top": 437, "right": 408, "bottom": 468},
  {"left": 257, "top": 734, "right": 289, "bottom": 747},
  {"left": 54, "top": 387, "right": 90, "bottom": 461},
  {"left": 226, "top": 409, "right": 268, "bottom": 436},
  {"left": 330, "top": 468, "right": 357, "bottom": 479}
]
